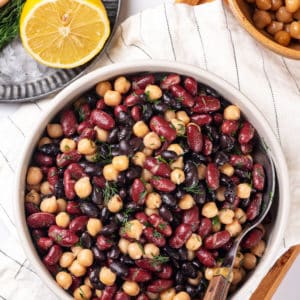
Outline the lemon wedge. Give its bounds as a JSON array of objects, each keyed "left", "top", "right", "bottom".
[{"left": 20, "top": 0, "right": 110, "bottom": 69}]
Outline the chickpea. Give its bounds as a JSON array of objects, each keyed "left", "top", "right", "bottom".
[
  {"left": 232, "top": 268, "right": 243, "bottom": 285},
  {"left": 99, "top": 266, "right": 116, "bottom": 286},
  {"left": 143, "top": 147, "right": 153, "bottom": 157},
  {"left": 171, "top": 118, "right": 186, "bottom": 136},
  {"left": 187, "top": 250, "right": 196, "bottom": 261},
  {"left": 72, "top": 246, "right": 83, "bottom": 257},
  {"left": 95, "top": 126, "right": 108, "bottom": 142},
  {"left": 251, "top": 240, "right": 266, "bottom": 257},
  {"left": 145, "top": 183, "right": 153, "bottom": 193},
  {"left": 144, "top": 243, "right": 160, "bottom": 258},
  {"left": 219, "top": 163, "right": 234, "bottom": 177},
  {"left": 69, "top": 260, "right": 87, "bottom": 277},
  {"left": 286, "top": 0, "right": 300, "bottom": 13},
  {"left": 185, "top": 233, "right": 202, "bottom": 251},
  {"left": 77, "top": 138, "right": 96, "bottom": 155},
  {"left": 60, "top": 138, "right": 76, "bottom": 153},
  {"left": 124, "top": 219, "right": 143, "bottom": 240},
  {"left": 118, "top": 238, "right": 130, "bottom": 254},
  {"left": 77, "top": 249, "right": 94, "bottom": 267},
  {"left": 164, "top": 110, "right": 176, "bottom": 122},
  {"left": 276, "top": 6, "right": 293, "bottom": 22},
  {"left": 188, "top": 271, "right": 202, "bottom": 286},
  {"left": 170, "top": 157, "right": 184, "bottom": 170},
  {"left": 128, "top": 242, "right": 144, "bottom": 260},
  {"left": 284, "top": 23, "right": 291, "bottom": 32},
  {"left": 160, "top": 288, "right": 176, "bottom": 300},
  {"left": 40, "top": 181, "right": 52, "bottom": 195},
  {"left": 55, "top": 199, "right": 66, "bottom": 213},
  {"left": 143, "top": 132, "right": 161, "bottom": 150},
  {"left": 294, "top": 8, "right": 300, "bottom": 19},
  {"left": 96, "top": 81, "right": 112, "bottom": 97},
  {"left": 103, "top": 164, "right": 119, "bottom": 181},
  {"left": 253, "top": 10, "right": 272, "bottom": 29},
  {"left": 141, "top": 168, "right": 153, "bottom": 181},
  {"left": 104, "top": 90, "right": 122, "bottom": 107},
  {"left": 145, "top": 208, "right": 159, "bottom": 216},
  {"left": 275, "top": 30, "right": 291, "bottom": 46},
  {"left": 40, "top": 196, "right": 58, "bottom": 213},
  {"left": 47, "top": 123, "right": 63, "bottom": 138},
  {"left": 59, "top": 252, "right": 75, "bottom": 268},
  {"left": 74, "top": 177, "right": 92, "bottom": 199},
  {"left": 74, "top": 285, "right": 92, "bottom": 300},
  {"left": 38, "top": 136, "right": 51, "bottom": 147},
  {"left": 267, "top": 21, "right": 284, "bottom": 35},
  {"left": 218, "top": 209, "right": 235, "bottom": 224},
  {"left": 256, "top": 0, "right": 272, "bottom": 10},
  {"left": 197, "top": 164, "right": 207, "bottom": 180},
  {"left": 290, "top": 21, "right": 300, "bottom": 38},
  {"left": 145, "top": 84, "right": 162, "bottom": 101},
  {"left": 56, "top": 212, "right": 70, "bottom": 228},
  {"left": 212, "top": 217, "right": 221, "bottom": 232},
  {"left": 56, "top": 271, "right": 72, "bottom": 290},
  {"left": 145, "top": 192, "right": 162, "bottom": 209},
  {"left": 205, "top": 268, "right": 215, "bottom": 280},
  {"left": 271, "top": 0, "right": 282, "bottom": 10},
  {"left": 216, "top": 186, "right": 226, "bottom": 201},
  {"left": 233, "top": 252, "right": 244, "bottom": 268},
  {"left": 236, "top": 183, "right": 252, "bottom": 199},
  {"left": 235, "top": 208, "right": 247, "bottom": 224},
  {"left": 95, "top": 290, "right": 103, "bottom": 298},
  {"left": 26, "top": 183, "right": 40, "bottom": 193},
  {"left": 25, "top": 190, "right": 41, "bottom": 205},
  {"left": 179, "top": 194, "right": 195, "bottom": 210},
  {"left": 202, "top": 202, "right": 219, "bottom": 218},
  {"left": 84, "top": 277, "right": 93, "bottom": 289},
  {"left": 174, "top": 291, "right": 191, "bottom": 300},
  {"left": 114, "top": 76, "right": 131, "bottom": 94},
  {"left": 243, "top": 253, "right": 257, "bottom": 270},
  {"left": 107, "top": 195, "right": 123, "bottom": 213},
  {"left": 26, "top": 167, "right": 43, "bottom": 185},
  {"left": 87, "top": 218, "right": 102, "bottom": 236},
  {"left": 112, "top": 155, "right": 129, "bottom": 171},
  {"left": 132, "top": 152, "right": 146, "bottom": 167},
  {"left": 170, "top": 169, "right": 185, "bottom": 185},
  {"left": 176, "top": 110, "right": 190, "bottom": 125},
  {"left": 224, "top": 105, "right": 241, "bottom": 121},
  {"left": 225, "top": 219, "right": 242, "bottom": 237},
  {"left": 167, "top": 143, "right": 184, "bottom": 155}
]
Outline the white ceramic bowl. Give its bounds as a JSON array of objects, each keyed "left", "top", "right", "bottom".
[{"left": 14, "top": 61, "right": 289, "bottom": 300}]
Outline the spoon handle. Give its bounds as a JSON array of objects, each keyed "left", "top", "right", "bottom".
[{"left": 203, "top": 275, "right": 231, "bottom": 300}]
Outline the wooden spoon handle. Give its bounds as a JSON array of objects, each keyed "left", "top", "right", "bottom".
[{"left": 203, "top": 275, "right": 231, "bottom": 300}]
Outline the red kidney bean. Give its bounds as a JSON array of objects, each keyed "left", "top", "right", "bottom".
[
  {"left": 63, "top": 170, "right": 75, "bottom": 200},
  {"left": 48, "top": 225, "right": 79, "bottom": 247},
  {"left": 115, "top": 291, "right": 130, "bottom": 300},
  {"left": 213, "top": 113, "right": 223, "bottom": 125},
  {"left": 114, "top": 105, "right": 128, "bottom": 118},
  {"left": 77, "top": 120, "right": 93, "bottom": 134},
  {"left": 66, "top": 201, "right": 81, "bottom": 215},
  {"left": 79, "top": 127, "right": 96, "bottom": 140},
  {"left": 43, "top": 245, "right": 62, "bottom": 265},
  {"left": 32, "top": 229, "right": 46, "bottom": 242},
  {"left": 137, "top": 294, "right": 149, "bottom": 300},
  {"left": 169, "top": 224, "right": 192, "bottom": 249},
  {"left": 126, "top": 268, "right": 152, "bottom": 282},
  {"left": 184, "top": 77, "right": 198, "bottom": 96},
  {"left": 135, "top": 212, "right": 148, "bottom": 225},
  {"left": 222, "top": 196, "right": 240, "bottom": 210},
  {"left": 25, "top": 202, "right": 40, "bottom": 215},
  {"left": 157, "top": 265, "right": 173, "bottom": 279},
  {"left": 47, "top": 167, "right": 58, "bottom": 187},
  {"left": 239, "top": 121, "right": 255, "bottom": 144},
  {"left": 169, "top": 84, "right": 195, "bottom": 107},
  {"left": 247, "top": 193, "right": 263, "bottom": 221},
  {"left": 148, "top": 214, "right": 172, "bottom": 236},
  {"left": 35, "top": 153, "right": 54, "bottom": 167},
  {"left": 69, "top": 216, "right": 89, "bottom": 233},
  {"left": 60, "top": 110, "right": 77, "bottom": 137},
  {"left": 221, "top": 120, "right": 239, "bottom": 135},
  {"left": 206, "top": 163, "right": 220, "bottom": 190},
  {"left": 203, "top": 135, "right": 213, "bottom": 156},
  {"left": 149, "top": 116, "right": 177, "bottom": 142},
  {"left": 78, "top": 103, "right": 91, "bottom": 121},
  {"left": 196, "top": 248, "right": 216, "bottom": 267},
  {"left": 252, "top": 164, "right": 265, "bottom": 191},
  {"left": 143, "top": 227, "right": 166, "bottom": 247},
  {"left": 130, "top": 178, "right": 146, "bottom": 204},
  {"left": 132, "top": 74, "right": 155, "bottom": 90},
  {"left": 198, "top": 218, "right": 212, "bottom": 238},
  {"left": 27, "top": 212, "right": 55, "bottom": 229},
  {"left": 135, "top": 258, "right": 163, "bottom": 272},
  {"left": 41, "top": 166, "right": 50, "bottom": 176},
  {"left": 93, "top": 175, "right": 106, "bottom": 188},
  {"left": 191, "top": 114, "right": 213, "bottom": 126},
  {"left": 193, "top": 96, "right": 220, "bottom": 113},
  {"left": 96, "top": 235, "right": 114, "bottom": 250},
  {"left": 147, "top": 279, "right": 173, "bottom": 293},
  {"left": 241, "top": 228, "right": 263, "bottom": 249},
  {"left": 204, "top": 230, "right": 231, "bottom": 249},
  {"left": 124, "top": 90, "right": 144, "bottom": 107},
  {"left": 186, "top": 123, "right": 203, "bottom": 153},
  {"left": 241, "top": 142, "right": 253, "bottom": 154},
  {"left": 96, "top": 98, "right": 106, "bottom": 110},
  {"left": 160, "top": 74, "right": 181, "bottom": 90},
  {"left": 144, "top": 157, "right": 171, "bottom": 177},
  {"left": 101, "top": 285, "right": 117, "bottom": 300},
  {"left": 222, "top": 238, "right": 233, "bottom": 251},
  {"left": 44, "top": 263, "right": 60, "bottom": 276},
  {"left": 90, "top": 109, "right": 115, "bottom": 130},
  {"left": 182, "top": 206, "right": 200, "bottom": 232},
  {"left": 56, "top": 150, "right": 82, "bottom": 168},
  {"left": 37, "top": 237, "right": 53, "bottom": 251},
  {"left": 131, "top": 105, "right": 142, "bottom": 121},
  {"left": 230, "top": 154, "right": 253, "bottom": 170},
  {"left": 150, "top": 177, "right": 176, "bottom": 192}
]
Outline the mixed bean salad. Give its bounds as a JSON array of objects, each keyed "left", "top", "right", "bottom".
[{"left": 25, "top": 73, "right": 267, "bottom": 300}]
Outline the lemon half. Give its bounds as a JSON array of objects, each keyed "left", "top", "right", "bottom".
[{"left": 20, "top": 0, "right": 110, "bottom": 69}]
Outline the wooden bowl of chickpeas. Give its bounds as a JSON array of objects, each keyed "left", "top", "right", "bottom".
[{"left": 227, "top": 0, "right": 300, "bottom": 58}]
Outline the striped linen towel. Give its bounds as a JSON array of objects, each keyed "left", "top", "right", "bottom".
[{"left": 1, "top": 1, "right": 300, "bottom": 299}]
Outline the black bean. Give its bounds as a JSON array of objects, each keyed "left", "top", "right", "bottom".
[
  {"left": 117, "top": 172, "right": 127, "bottom": 186},
  {"left": 80, "top": 162, "right": 101, "bottom": 176},
  {"left": 153, "top": 102, "right": 168, "bottom": 113},
  {"left": 175, "top": 189, "right": 185, "bottom": 200},
  {"left": 204, "top": 125, "right": 220, "bottom": 142},
  {"left": 92, "top": 246, "right": 106, "bottom": 262},
  {"left": 184, "top": 161, "right": 198, "bottom": 187},
  {"left": 107, "top": 246, "right": 121, "bottom": 260},
  {"left": 175, "top": 285, "right": 185, "bottom": 292},
  {"left": 86, "top": 93, "right": 98, "bottom": 107},
  {"left": 80, "top": 232, "right": 93, "bottom": 249},
  {"left": 101, "top": 222, "right": 118, "bottom": 236},
  {"left": 175, "top": 271, "right": 185, "bottom": 285},
  {"left": 240, "top": 198, "right": 251, "bottom": 209},
  {"left": 142, "top": 103, "right": 153, "bottom": 121},
  {"left": 191, "top": 259, "right": 202, "bottom": 269},
  {"left": 186, "top": 285, "right": 199, "bottom": 298},
  {"left": 119, "top": 140, "right": 131, "bottom": 155},
  {"left": 220, "top": 134, "right": 235, "bottom": 152},
  {"left": 224, "top": 187, "right": 236, "bottom": 203},
  {"left": 184, "top": 152, "right": 207, "bottom": 164},
  {"left": 54, "top": 179, "right": 64, "bottom": 198},
  {"left": 178, "top": 247, "right": 188, "bottom": 261},
  {"left": 39, "top": 143, "right": 59, "bottom": 156},
  {"left": 120, "top": 255, "right": 135, "bottom": 266},
  {"left": 118, "top": 126, "right": 132, "bottom": 141},
  {"left": 161, "top": 150, "right": 178, "bottom": 161},
  {"left": 80, "top": 202, "right": 99, "bottom": 218},
  {"left": 119, "top": 188, "right": 127, "bottom": 199},
  {"left": 107, "top": 128, "right": 119, "bottom": 144},
  {"left": 99, "top": 207, "right": 111, "bottom": 222},
  {"left": 89, "top": 267, "right": 100, "bottom": 284},
  {"left": 111, "top": 145, "right": 120, "bottom": 157},
  {"left": 126, "top": 166, "right": 142, "bottom": 181},
  {"left": 163, "top": 246, "right": 180, "bottom": 261},
  {"left": 235, "top": 169, "right": 251, "bottom": 180},
  {"left": 91, "top": 186, "right": 103, "bottom": 205},
  {"left": 207, "top": 189, "right": 217, "bottom": 201},
  {"left": 92, "top": 281, "right": 105, "bottom": 290},
  {"left": 110, "top": 261, "right": 129, "bottom": 277},
  {"left": 182, "top": 262, "right": 197, "bottom": 278},
  {"left": 115, "top": 213, "right": 126, "bottom": 224},
  {"left": 159, "top": 205, "right": 173, "bottom": 222},
  {"left": 162, "top": 92, "right": 174, "bottom": 105},
  {"left": 214, "top": 151, "right": 229, "bottom": 166},
  {"left": 129, "top": 137, "right": 143, "bottom": 152},
  {"left": 220, "top": 174, "right": 234, "bottom": 188},
  {"left": 161, "top": 193, "right": 177, "bottom": 208},
  {"left": 117, "top": 111, "right": 130, "bottom": 124},
  {"left": 171, "top": 258, "right": 180, "bottom": 269}
]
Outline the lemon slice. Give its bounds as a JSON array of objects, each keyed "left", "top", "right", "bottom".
[{"left": 20, "top": 0, "right": 110, "bottom": 69}]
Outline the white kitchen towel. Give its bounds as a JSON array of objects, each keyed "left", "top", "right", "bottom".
[{"left": 0, "top": 0, "right": 300, "bottom": 299}]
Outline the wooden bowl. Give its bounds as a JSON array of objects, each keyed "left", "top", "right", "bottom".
[{"left": 227, "top": 0, "right": 300, "bottom": 59}]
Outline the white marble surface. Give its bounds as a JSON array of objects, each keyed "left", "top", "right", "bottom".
[{"left": 0, "top": 0, "right": 297, "bottom": 298}]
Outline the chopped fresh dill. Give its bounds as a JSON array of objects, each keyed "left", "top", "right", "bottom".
[
  {"left": 103, "top": 181, "right": 118, "bottom": 204},
  {"left": 183, "top": 183, "right": 204, "bottom": 195}
]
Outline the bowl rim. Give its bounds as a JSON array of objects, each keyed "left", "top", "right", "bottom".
[
  {"left": 14, "top": 60, "right": 290, "bottom": 300},
  {"left": 227, "top": 0, "right": 300, "bottom": 60}
]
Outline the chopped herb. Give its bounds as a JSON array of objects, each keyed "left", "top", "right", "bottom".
[
  {"left": 145, "top": 90, "right": 151, "bottom": 101},
  {"left": 64, "top": 145, "right": 70, "bottom": 151},
  {"left": 153, "top": 230, "right": 162, "bottom": 238},
  {"left": 157, "top": 156, "right": 167, "bottom": 163},
  {"left": 152, "top": 176, "right": 160, "bottom": 180},
  {"left": 91, "top": 143, "right": 112, "bottom": 163},
  {"left": 176, "top": 96, "right": 183, "bottom": 102},
  {"left": 212, "top": 216, "right": 220, "bottom": 226},
  {"left": 78, "top": 108, "right": 85, "bottom": 122},
  {"left": 158, "top": 223, "right": 167, "bottom": 230},
  {"left": 144, "top": 221, "right": 152, "bottom": 228},
  {"left": 269, "top": 191, "right": 274, "bottom": 199},
  {"left": 79, "top": 286, "right": 86, "bottom": 299},
  {"left": 151, "top": 255, "right": 169, "bottom": 266},
  {"left": 137, "top": 242, "right": 145, "bottom": 254},
  {"left": 177, "top": 123, "right": 186, "bottom": 136},
  {"left": 103, "top": 181, "right": 118, "bottom": 204},
  {"left": 139, "top": 190, "right": 147, "bottom": 200},
  {"left": 142, "top": 104, "right": 148, "bottom": 114},
  {"left": 183, "top": 183, "right": 204, "bottom": 195},
  {"left": 159, "top": 135, "right": 166, "bottom": 142},
  {"left": 55, "top": 234, "right": 63, "bottom": 242}
]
